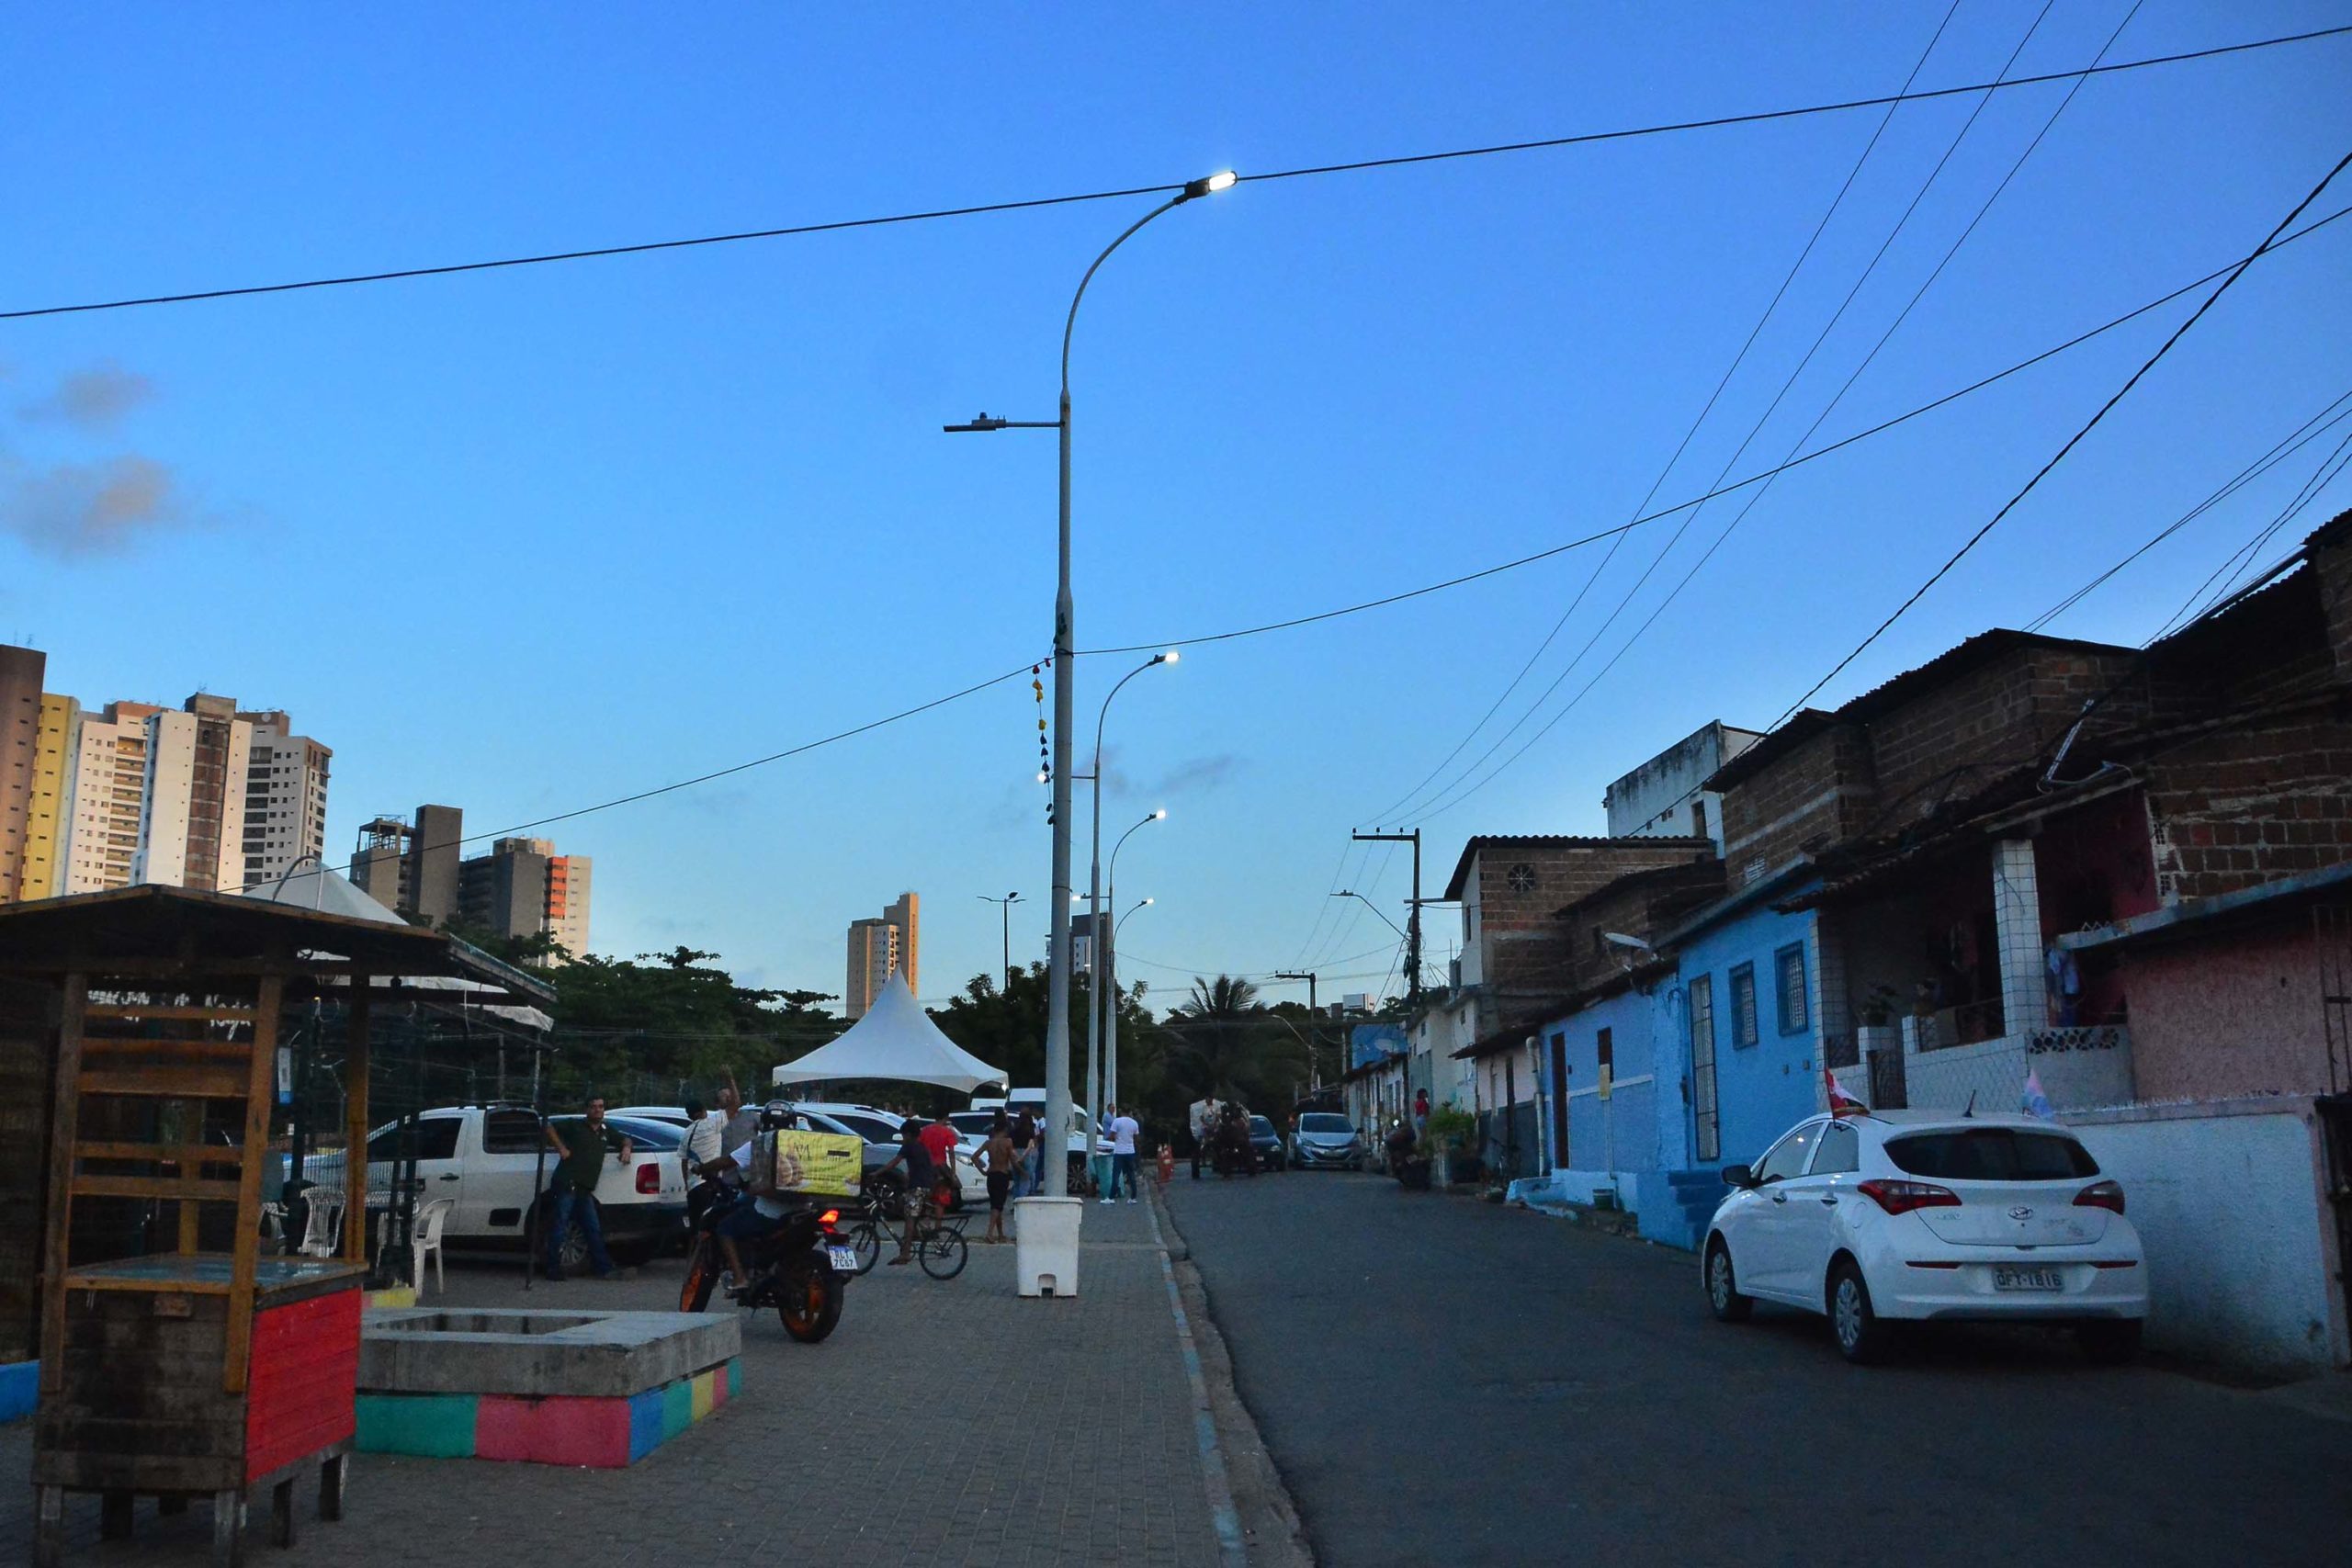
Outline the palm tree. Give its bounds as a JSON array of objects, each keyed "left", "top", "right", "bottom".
[{"left": 1170, "top": 975, "right": 1290, "bottom": 1103}]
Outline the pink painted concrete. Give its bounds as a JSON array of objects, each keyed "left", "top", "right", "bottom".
[
  {"left": 2124, "top": 925, "right": 2331, "bottom": 1100},
  {"left": 474, "top": 1393, "right": 632, "bottom": 1469}
]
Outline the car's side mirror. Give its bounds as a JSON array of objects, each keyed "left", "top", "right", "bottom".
[{"left": 1721, "top": 1164, "right": 1756, "bottom": 1190}]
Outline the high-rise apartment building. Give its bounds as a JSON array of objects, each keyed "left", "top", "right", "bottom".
[
  {"left": 844, "top": 891, "right": 920, "bottom": 1019},
  {"left": 133, "top": 697, "right": 254, "bottom": 892},
  {"left": 0, "top": 645, "right": 45, "bottom": 903},
  {"left": 18, "top": 693, "right": 78, "bottom": 899},
  {"left": 1069, "top": 909, "right": 1106, "bottom": 977},
  {"left": 349, "top": 809, "right": 592, "bottom": 953},
  {"left": 242, "top": 712, "right": 333, "bottom": 889},
  {"left": 60, "top": 701, "right": 161, "bottom": 894}
]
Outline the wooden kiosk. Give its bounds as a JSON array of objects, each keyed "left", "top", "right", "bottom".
[{"left": 0, "top": 886, "right": 551, "bottom": 1567}]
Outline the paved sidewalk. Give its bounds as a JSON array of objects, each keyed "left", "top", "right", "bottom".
[{"left": 4, "top": 1198, "right": 1223, "bottom": 1567}]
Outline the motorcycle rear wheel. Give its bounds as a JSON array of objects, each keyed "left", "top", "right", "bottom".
[
  {"left": 679, "top": 1240, "right": 718, "bottom": 1313},
  {"left": 776, "top": 1257, "right": 844, "bottom": 1343}
]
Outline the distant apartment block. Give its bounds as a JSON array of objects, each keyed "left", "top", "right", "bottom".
[
  {"left": 242, "top": 713, "right": 333, "bottom": 889},
  {"left": 0, "top": 645, "right": 44, "bottom": 902},
  {"left": 350, "top": 807, "right": 592, "bottom": 953},
  {"left": 60, "top": 701, "right": 161, "bottom": 895},
  {"left": 845, "top": 891, "right": 920, "bottom": 1018}
]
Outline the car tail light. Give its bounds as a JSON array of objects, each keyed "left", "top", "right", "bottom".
[
  {"left": 1857, "top": 1179, "right": 1961, "bottom": 1215},
  {"left": 636, "top": 1164, "right": 661, "bottom": 1194},
  {"left": 2075, "top": 1179, "right": 2126, "bottom": 1215},
  {"left": 818, "top": 1208, "right": 840, "bottom": 1234}
]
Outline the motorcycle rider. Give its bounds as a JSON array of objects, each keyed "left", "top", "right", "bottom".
[{"left": 709, "top": 1130, "right": 791, "bottom": 1296}]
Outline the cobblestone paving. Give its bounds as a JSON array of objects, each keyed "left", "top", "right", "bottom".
[{"left": 4, "top": 1199, "right": 1221, "bottom": 1567}]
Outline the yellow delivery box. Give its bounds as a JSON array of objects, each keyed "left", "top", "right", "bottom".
[{"left": 756, "top": 1129, "right": 864, "bottom": 1199}]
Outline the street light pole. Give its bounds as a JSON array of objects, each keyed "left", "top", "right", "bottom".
[
  {"left": 1102, "top": 809, "right": 1164, "bottom": 1117},
  {"left": 1084, "top": 653, "right": 1175, "bottom": 1161},
  {"left": 946, "top": 170, "right": 1234, "bottom": 1199},
  {"left": 977, "top": 892, "right": 1023, "bottom": 989},
  {"left": 1107, "top": 893, "right": 1154, "bottom": 1121}
]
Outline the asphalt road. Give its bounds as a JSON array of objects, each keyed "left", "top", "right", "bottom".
[{"left": 1163, "top": 1169, "right": 2352, "bottom": 1568}]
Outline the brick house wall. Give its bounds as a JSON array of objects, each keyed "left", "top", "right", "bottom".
[
  {"left": 1718, "top": 721, "right": 1876, "bottom": 885},
  {"left": 2143, "top": 705, "right": 2352, "bottom": 902}
]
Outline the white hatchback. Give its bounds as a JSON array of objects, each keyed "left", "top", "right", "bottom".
[{"left": 1702, "top": 1111, "right": 2148, "bottom": 1364}]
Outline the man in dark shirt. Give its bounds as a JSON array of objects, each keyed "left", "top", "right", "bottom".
[
  {"left": 877, "top": 1120, "right": 936, "bottom": 1266},
  {"left": 543, "top": 1095, "right": 631, "bottom": 1281}
]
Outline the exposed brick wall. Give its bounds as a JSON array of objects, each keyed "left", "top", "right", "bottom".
[
  {"left": 2143, "top": 695, "right": 2352, "bottom": 901},
  {"left": 2313, "top": 522, "right": 2352, "bottom": 678},
  {"left": 1470, "top": 839, "right": 1713, "bottom": 1031},
  {"left": 1869, "top": 647, "right": 2143, "bottom": 826},
  {"left": 1550, "top": 868, "right": 1724, "bottom": 998},
  {"left": 1719, "top": 722, "right": 1876, "bottom": 881}
]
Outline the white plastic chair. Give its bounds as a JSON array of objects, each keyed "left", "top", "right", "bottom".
[
  {"left": 411, "top": 1198, "right": 455, "bottom": 1293},
  {"left": 298, "top": 1188, "right": 345, "bottom": 1258}
]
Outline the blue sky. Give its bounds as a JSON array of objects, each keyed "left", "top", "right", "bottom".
[{"left": 5, "top": 3, "right": 2348, "bottom": 1010}]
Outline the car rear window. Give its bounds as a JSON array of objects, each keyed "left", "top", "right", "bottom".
[{"left": 1883, "top": 1128, "right": 2098, "bottom": 1180}]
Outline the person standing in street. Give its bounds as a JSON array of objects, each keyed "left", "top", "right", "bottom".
[
  {"left": 1009, "top": 1110, "right": 1037, "bottom": 1199},
  {"left": 1191, "top": 1098, "right": 1219, "bottom": 1179},
  {"left": 543, "top": 1094, "right": 631, "bottom": 1281},
  {"left": 1101, "top": 1103, "right": 1142, "bottom": 1203},
  {"left": 979, "top": 1111, "right": 1018, "bottom": 1244},
  {"left": 716, "top": 1074, "right": 760, "bottom": 1188},
  {"left": 920, "top": 1111, "right": 961, "bottom": 1211},
  {"left": 680, "top": 1094, "right": 728, "bottom": 1228}
]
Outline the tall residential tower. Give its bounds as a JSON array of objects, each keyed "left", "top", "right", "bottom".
[{"left": 844, "top": 891, "right": 920, "bottom": 1019}]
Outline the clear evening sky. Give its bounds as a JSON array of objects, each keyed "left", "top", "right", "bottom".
[{"left": 5, "top": 3, "right": 2347, "bottom": 1010}]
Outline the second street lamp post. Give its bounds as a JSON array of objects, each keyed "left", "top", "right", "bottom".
[
  {"left": 1100, "top": 809, "right": 1163, "bottom": 1120},
  {"left": 1083, "top": 652, "right": 1175, "bottom": 1170},
  {"left": 1105, "top": 893, "right": 1154, "bottom": 1124},
  {"left": 945, "top": 168, "right": 1235, "bottom": 1200}
]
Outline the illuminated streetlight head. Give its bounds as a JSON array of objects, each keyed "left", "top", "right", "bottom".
[
  {"left": 1153, "top": 808, "right": 1168, "bottom": 820},
  {"left": 1180, "top": 170, "right": 1240, "bottom": 202}
]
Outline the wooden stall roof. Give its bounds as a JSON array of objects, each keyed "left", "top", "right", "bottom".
[{"left": 0, "top": 885, "right": 556, "bottom": 1005}]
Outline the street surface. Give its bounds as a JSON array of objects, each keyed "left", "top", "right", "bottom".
[
  {"left": 2, "top": 1201, "right": 1223, "bottom": 1568},
  {"left": 1164, "top": 1168, "right": 2352, "bottom": 1568}
]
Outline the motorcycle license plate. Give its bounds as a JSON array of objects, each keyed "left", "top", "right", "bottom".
[{"left": 825, "top": 1247, "right": 858, "bottom": 1273}]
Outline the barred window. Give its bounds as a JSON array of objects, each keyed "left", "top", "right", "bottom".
[{"left": 1776, "top": 943, "right": 1808, "bottom": 1034}]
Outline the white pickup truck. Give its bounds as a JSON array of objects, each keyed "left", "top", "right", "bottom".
[{"left": 303, "top": 1104, "right": 690, "bottom": 1272}]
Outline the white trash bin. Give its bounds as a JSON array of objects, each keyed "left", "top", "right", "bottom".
[{"left": 1012, "top": 1196, "right": 1082, "bottom": 1297}]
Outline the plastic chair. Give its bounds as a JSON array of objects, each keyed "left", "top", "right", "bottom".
[
  {"left": 411, "top": 1198, "right": 454, "bottom": 1293},
  {"left": 299, "top": 1188, "right": 345, "bottom": 1258}
]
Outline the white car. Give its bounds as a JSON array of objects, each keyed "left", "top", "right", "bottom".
[{"left": 1702, "top": 1111, "right": 2147, "bottom": 1365}]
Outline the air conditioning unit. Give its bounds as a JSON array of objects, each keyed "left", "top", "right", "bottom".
[{"left": 1448, "top": 958, "right": 1463, "bottom": 992}]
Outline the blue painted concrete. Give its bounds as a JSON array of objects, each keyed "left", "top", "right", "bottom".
[
  {"left": 1664, "top": 885, "right": 1821, "bottom": 1172},
  {"left": 626, "top": 1386, "right": 665, "bottom": 1463},
  {"left": 0, "top": 1359, "right": 36, "bottom": 1423}
]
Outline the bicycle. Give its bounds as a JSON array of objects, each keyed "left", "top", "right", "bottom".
[{"left": 841, "top": 1197, "right": 967, "bottom": 1280}]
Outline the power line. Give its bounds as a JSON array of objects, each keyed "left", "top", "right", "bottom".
[
  {"left": 1773, "top": 147, "right": 2352, "bottom": 726},
  {"left": 1361, "top": 0, "right": 1968, "bottom": 830},
  {"left": 2027, "top": 386, "right": 2352, "bottom": 631},
  {"left": 1081, "top": 202, "right": 2351, "bottom": 662},
  {"left": 5, "top": 25, "right": 2344, "bottom": 323},
  {"left": 1399, "top": 0, "right": 2132, "bottom": 828}
]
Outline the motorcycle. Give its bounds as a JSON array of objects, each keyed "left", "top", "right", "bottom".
[
  {"left": 1212, "top": 1114, "right": 1257, "bottom": 1179},
  {"left": 679, "top": 1185, "right": 855, "bottom": 1343}
]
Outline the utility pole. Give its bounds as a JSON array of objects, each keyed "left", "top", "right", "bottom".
[
  {"left": 1272, "top": 970, "right": 1319, "bottom": 1089},
  {"left": 1351, "top": 830, "right": 1422, "bottom": 1005}
]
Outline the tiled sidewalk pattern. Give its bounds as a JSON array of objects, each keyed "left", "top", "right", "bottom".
[{"left": 3, "top": 1199, "right": 1221, "bottom": 1568}]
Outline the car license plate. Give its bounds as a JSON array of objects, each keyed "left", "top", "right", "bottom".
[
  {"left": 826, "top": 1247, "right": 858, "bottom": 1273},
  {"left": 1994, "top": 1266, "right": 2064, "bottom": 1292}
]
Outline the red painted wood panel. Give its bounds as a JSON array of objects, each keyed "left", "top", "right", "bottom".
[{"left": 244, "top": 1288, "right": 359, "bottom": 1483}]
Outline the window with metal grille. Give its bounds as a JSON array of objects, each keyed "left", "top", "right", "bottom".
[
  {"left": 1776, "top": 943, "right": 1808, "bottom": 1034},
  {"left": 1689, "top": 976, "right": 1718, "bottom": 1161},
  {"left": 1729, "top": 963, "right": 1758, "bottom": 1048}
]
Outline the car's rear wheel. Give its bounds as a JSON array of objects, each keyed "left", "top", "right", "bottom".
[
  {"left": 2077, "top": 1318, "right": 2143, "bottom": 1365},
  {"left": 1704, "top": 1239, "right": 1752, "bottom": 1323},
  {"left": 1828, "top": 1258, "right": 1892, "bottom": 1365}
]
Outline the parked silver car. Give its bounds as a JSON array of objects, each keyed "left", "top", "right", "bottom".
[{"left": 1291, "top": 1112, "right": 1365, "bottom": 1170}]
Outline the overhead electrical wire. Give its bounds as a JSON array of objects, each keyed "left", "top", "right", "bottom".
[
  {"left": 1076, "top": 199, "right": 2351, "bottom": 661},
  {"left": 1772, "top": 147, "right": 2352, "bottom": 727},
  {"left": 1400, "top": 0, "right": 2136, "bottom": 828},
  {"left": 1358, "top": 0, "right": 1967, "bottom": 832},
  {"left": 2155, "top": 423, "right": 2352, "bottom": 636},
  {"left": 5, "top": 24, "right": 2346, "bottom": 322}
]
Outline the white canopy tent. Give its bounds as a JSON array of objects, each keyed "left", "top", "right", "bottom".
[{"left": 771, "top": 971, "right": 1005, "bottom": 1095}]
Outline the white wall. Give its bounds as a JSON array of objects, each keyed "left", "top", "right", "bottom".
[{"left": 2070, "top": 1097, "right": 2346, "bottom": 1374}]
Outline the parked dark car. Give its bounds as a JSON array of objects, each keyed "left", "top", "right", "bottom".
[{"left": 1247, "top": 1115, "right": 1287, "bottom": 1171}]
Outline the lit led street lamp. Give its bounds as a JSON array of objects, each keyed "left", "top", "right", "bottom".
[
  {"left": 1083, "top": 652, "right": 1176, "bottom": 1162},
  {"left": 944, "top": 172, "right": 1235, "bottom": 1198},
  {"left": 977, "top": 892, "right": 1023, "bottom": 989}
]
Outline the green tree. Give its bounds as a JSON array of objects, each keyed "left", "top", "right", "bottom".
[{"left": 1163, "top": 975, "right": 1307, "bottom": 1111}]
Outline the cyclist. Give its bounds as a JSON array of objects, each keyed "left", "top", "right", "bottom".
[{"left": 876, "top": 1119, "right": 938, "bottom": 1266}]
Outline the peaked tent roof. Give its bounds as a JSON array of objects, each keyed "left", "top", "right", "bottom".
[{"left": 771, "top": 971, "right": 1004, "bottom": 1094}]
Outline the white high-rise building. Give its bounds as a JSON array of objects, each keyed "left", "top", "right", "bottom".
[
  {"left": 60, "top": 702, "right": 162, "bottom": 894},
  {"left": 242, "top": 715, "right": 333, "bottom": 889}
]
